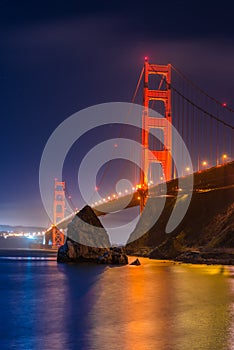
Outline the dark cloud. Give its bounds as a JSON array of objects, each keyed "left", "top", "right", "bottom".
[{"left": 0, "top": 0, "right": 233, "bottom": 39}]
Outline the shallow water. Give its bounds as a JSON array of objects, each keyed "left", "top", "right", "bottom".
[{"left": 0, "top": 251, "right": 233, "bottom": 350}]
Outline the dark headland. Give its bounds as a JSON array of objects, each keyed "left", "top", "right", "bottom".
[{"left": 126, "top": 161, "right": 234, "bottom": 265}]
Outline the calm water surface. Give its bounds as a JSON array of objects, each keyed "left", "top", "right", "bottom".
[{"left": 0, "top": 250, "right": 234, "bottom": 350}]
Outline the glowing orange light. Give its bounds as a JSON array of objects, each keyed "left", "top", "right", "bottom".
[
  {"left": 137, "top": 196, "right": 141, "bottom": 200},
  {"left": 202, "top": 161, "right": 207, "bottom": 166},
  {"left": 222, "top": 154, "right": 227, "bottom": 159}
]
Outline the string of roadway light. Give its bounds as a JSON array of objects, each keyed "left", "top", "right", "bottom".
[
  {"left": 62, "top": 154, "right": 231, "bottom": 213},
  {"left": 90, "top": 181, "right": 156, "bottom": 208},
  {"left": 89, "top": 154, "right": 230, "bottom": 208}
]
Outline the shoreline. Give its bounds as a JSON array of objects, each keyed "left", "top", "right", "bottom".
[
  {"left": 0, "top": 248, "right": 233, "bottom": 266},
  {"left": 127, "top": 246, "right": 234, "bottom": 266},
  {"left": 127, "top": 250, "right": 234, "bottom": 266}
]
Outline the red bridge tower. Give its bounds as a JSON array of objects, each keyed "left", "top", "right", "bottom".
[
  {"left": 52, "top": 180, "right": 65, "bottom": 247},
  {"left": 139, "top": 58, "right": 172, "bottom": 211}
]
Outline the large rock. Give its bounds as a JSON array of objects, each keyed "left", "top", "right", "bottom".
[
  {"left": 67, "top": 205, "right": 111, "bottom": 248},
  {"left": 57, "top": 205, "right": 128, "bottom": 265}
]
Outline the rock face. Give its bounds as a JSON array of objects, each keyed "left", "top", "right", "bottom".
[
  {"left": 97, "top": 247, "right": 128, "bottom": 265},
  {"left": 67, "top": 205, "right": 111, "bottom": 248},
  {"left": 57, "top": 205, "right": 128, "bottom": 265}
]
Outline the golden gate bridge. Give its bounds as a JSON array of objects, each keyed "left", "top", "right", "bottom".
[{"left": 45, "top": 58, "right": 234, "bottom": 247}]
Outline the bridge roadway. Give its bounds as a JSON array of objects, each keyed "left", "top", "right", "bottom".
[{"left": 54, "top": 161, "right": 234, "bottom": 232}]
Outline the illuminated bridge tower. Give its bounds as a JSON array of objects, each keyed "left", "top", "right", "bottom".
[
  {"left": 52, "top": 180, "right": 65, "bottom": 247},
  {"left": 140, "top": 58, "right": 172, "bottom": 212}
]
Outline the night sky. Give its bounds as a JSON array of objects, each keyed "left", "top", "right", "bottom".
[{"left": 1, "top": 0, "right": 234, "bottom": 226}]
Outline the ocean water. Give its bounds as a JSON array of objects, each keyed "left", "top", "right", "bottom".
[{"left": 0, "top": 250, "right": 234, "bottom": 350}]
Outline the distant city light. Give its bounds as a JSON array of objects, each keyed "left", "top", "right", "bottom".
[{"left": 202, "top": 161, "right": 207, "bottom": 166}]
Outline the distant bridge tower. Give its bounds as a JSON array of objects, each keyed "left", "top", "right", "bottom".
[
  {"left": 52, "top": 180, "right": 65, "bottom": 247},
  {"left": 53, "top": 180, "right": 65, "bottom": 224},
  {"left": 139, "top": 58, "right": 172, "bottom": 211}
]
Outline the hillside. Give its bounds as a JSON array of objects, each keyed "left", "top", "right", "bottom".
[{"left": 126, "top": 161, "right": 234, "bottom": 264}]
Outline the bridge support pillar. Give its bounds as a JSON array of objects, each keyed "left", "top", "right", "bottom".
[
  {"left": 140, "top": 58, "right": 172, "bottom": 212},
  {"left": 52, "top": 180, "right": 66, "bottom": 247},
  {"left": 51, "top": 225, "right": 65, "bottom": 249}
]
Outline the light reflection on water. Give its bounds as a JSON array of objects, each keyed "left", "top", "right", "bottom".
[{"left": 0, "top": 254, "right": 233, "bottom": 350}]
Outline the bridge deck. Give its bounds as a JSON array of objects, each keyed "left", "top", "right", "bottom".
[{"left": 54, "top": 161, "right": 234, "bottom": 231}]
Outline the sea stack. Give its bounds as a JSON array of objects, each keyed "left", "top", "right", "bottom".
[{"left": 57, "top": 205, "right": 128, "bottom": 265}]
